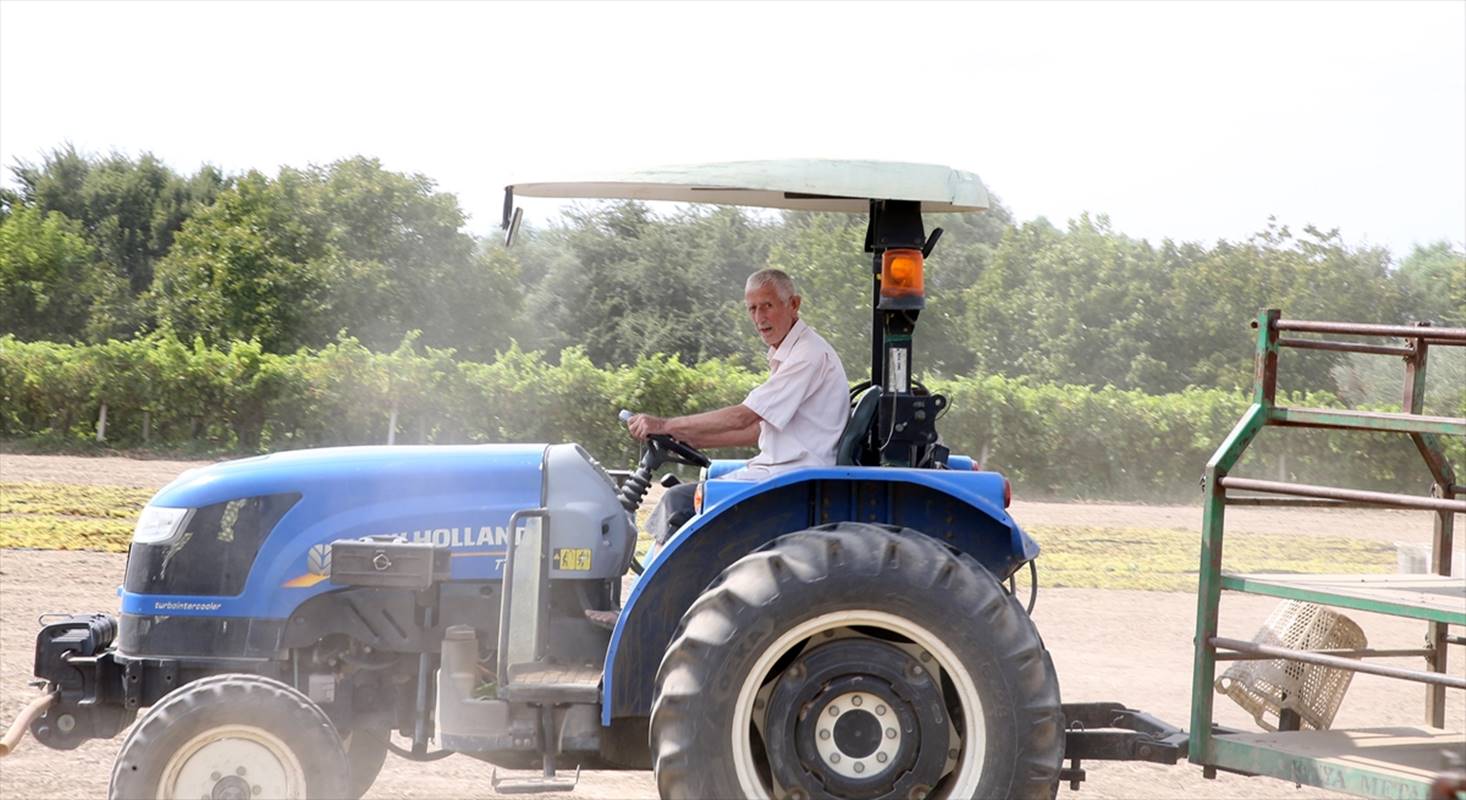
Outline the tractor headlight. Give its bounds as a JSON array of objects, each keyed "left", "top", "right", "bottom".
[{"left": 132, "top": 506, "right": 190, "bottom": 545}]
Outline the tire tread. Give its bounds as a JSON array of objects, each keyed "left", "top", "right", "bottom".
[{"left": 651, "top": 523, "right": 1063, "bottom": 800}]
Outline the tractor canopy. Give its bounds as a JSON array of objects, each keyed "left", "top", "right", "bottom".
[{"left": 503, "top": 159, "right": 990, "bottom": 217}]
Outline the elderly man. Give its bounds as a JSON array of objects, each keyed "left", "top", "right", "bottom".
[{"left": 627, "top": 268, "right": 849, "bottom": 548}]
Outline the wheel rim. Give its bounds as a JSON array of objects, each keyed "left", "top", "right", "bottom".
[
  {"left": 732, "top": 610, "right": 986, "bottom": 800},
  {"left": 157, "top": 724, "right": 307, "bottom": 800}
]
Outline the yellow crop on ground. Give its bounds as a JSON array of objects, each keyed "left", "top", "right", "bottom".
[
  {"left": 1024, "top": 524, "right": 1394, "bottom": 592},
  {"left": 0, "top": 482, "right": 152, "bottom": 519},
  {"left": 0, "top": 482, "right": 149, "bottom": 552},
  {"left": 1, "top": 481, "right": 1399, "bottom": 589},
  {"left": 0, "top": 514, "right": 134, "bottom": 551}
]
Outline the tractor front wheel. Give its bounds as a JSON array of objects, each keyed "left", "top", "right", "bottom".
[
  {"left": 343, "top": 727, "right": 391, "bottom": 798},
  {"left": 650, "top": 523, "right": 1063, "bottom": 800},
  {"left": 109, "top": 674, "right": 350, "bottom": 800}
]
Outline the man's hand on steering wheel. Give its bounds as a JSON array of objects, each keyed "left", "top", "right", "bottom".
[
  {"left": 625, "top": 412, "right": 667, "bottom": 441},
  {"left": 620, "top": 410, "right": 711, "bottom": 469}
]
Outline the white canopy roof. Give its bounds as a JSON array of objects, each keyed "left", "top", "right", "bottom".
[{"left": 505, "top": 159, "right": 990, "bottom": 214}]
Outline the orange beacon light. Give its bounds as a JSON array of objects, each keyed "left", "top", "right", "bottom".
[{"left": 879, "top": 248, "right": 925, "bottom": 305}]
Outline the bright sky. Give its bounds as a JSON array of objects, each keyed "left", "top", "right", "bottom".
[{"left": 2, "top": 0, "right": 1462, "bottom": 259}]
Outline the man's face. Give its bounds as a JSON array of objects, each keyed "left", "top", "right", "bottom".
[{"left": 745, "top": 283, "right": 801, "bottom": 348}]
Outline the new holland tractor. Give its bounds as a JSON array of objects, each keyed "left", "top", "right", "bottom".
[{"left": 17, "top": 162, "right": 1182, "bottom": 799}]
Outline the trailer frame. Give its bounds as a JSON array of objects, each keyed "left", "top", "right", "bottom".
[{"left": 1189, "top": 308, "right": 1466, "bottom": 799}]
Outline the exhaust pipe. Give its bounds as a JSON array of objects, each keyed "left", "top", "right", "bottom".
[{"left": 0, "top": 691, "right": 57, "bottom": 758}]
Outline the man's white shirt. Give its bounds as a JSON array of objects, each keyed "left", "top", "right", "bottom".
[{"left": 729, "top": 318, "right": 849, "bottom": 480}]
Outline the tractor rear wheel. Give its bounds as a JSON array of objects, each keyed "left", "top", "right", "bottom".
[
  {"left": 109, "top": 673, "right": 350, "bottom": 800},
  {"left": 650, "top": 523, "right": 1063, "bottom": 800}
]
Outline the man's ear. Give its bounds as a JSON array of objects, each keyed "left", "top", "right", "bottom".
[{"left": 790, "top": 295, "right": 802, "bottom": 314}]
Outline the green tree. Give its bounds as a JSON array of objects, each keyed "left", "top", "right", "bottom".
[
  {"left": 521, "top": 202, "right": 774, "bottom": 366},
  {"left": 0, "top": 204, "right": 121, "bottom": 342},
  {"left": 919, "top": 198, "right": 1015, "bottom": 376},
  {"left": 1155, "top": 221, "right": 1400, "bottom": 392},
  {"left": 312, "top": 157, "right": 520, "bottom": 358},
  {"left": 1396, "top": 240, "right": 1466, "bottom": 327},
  {"left": 764, "top": 200, "right": 1016, "bottom": 382},
  {"left": 150, "top": 157, "right": 518, "bottom": 356},
  {"left": 11, "top": 145, "right": 225, "bottom": 337},
  {"left": 150, "top": 170, "right": 339, "bottom": 352},
  {"left": 964, "top": 215, "right": 1400, "bottom": 394},
  {"left": 766, "top": 212, "right": 871, "bottom": 373}
]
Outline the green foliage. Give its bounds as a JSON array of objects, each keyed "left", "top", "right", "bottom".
[
  {"left": 3, "top": 147, "right": 1461, "bottom": 506},
  {"left": 767, "top": 212, "right": 871, "bottom": 371},
  {"left": 0, "top": 205, "right": 109, "bottom": 341},
  {"left": 1396, "top": 240, "right": 1466, "bottom": 327},
  {"left": 2, "top": 335, "right": 1454, "bottom": 502},
  {"left": 520, "top": 203, "right": 775, "bottom": 366},
  {"left": 150, "top": 158, "right": 518, "bottom": 358},
  {"left": 964, "top": 217, "right": 1402, "bottom": 394},
  {"left": 9, "top": 145, "right": 224, "bottom": 337},
  {"left": 3, "top": 147, "right": 1457, "bottom": 409}
]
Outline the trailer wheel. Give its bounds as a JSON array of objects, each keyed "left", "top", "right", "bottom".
[
  {"left": 650, "top": 523, "right": 1063, "bottom": 800},
  {"left": 343, "top": 728, "right": 390, "bottom": 799},
  {"left": 109, "top": 674, "right": 349, "bottom": 800}
]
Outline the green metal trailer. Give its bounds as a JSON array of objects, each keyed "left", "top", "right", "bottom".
[{"left": 1189, "top": 309, "right": 1466, "bottom": 799}]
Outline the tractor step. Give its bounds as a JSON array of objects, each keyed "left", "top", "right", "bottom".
[
  {"left": 491, "top": 765, "right": 581, "bottom": 795},
  {"left": 583, "top": 608, "right": 618, "bottom": 630},
  {"left": 500, "top": 664, "right": 602, "bottom": 704}
]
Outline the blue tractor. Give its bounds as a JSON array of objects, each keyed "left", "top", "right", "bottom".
[{"left": 26, "top": 162, "right": 1172, "bottom": 800}]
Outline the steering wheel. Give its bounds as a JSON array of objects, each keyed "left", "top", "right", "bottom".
[{"left": 619, "top": 410, "right": 711, "bottom": 469}]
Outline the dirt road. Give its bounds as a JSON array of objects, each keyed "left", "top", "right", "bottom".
[{"left": 1, "top": 453, "right": 1461, "bottom": 798}]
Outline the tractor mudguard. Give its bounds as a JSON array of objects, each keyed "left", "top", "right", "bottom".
[{"left": 601, "top": 466, "right": 1037, "bottom": 724}]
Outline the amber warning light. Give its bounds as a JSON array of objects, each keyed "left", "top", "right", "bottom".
[{"left": 880, "top": 249, "right": 925, "bottom": 300}]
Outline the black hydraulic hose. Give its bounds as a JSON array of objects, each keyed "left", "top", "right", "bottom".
[
  {"left": 388, "top": 740, "right": 454, "bottom": 761},
  {"left": 617, "top": 464, "right": 655, "bottom": 513},
  {"left": 363, "top": 730, "right": 455, "bottom": 762},
  {"left": 1026, "top": 559, "right": 1039, "bottom": 615},
  {"left": 1006, "top": 561, "right": 1040, "bottom": 615}
]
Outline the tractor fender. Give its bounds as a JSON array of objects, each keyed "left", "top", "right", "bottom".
[{"left": 601, "top": 466, "right": 1038, "bottom": 724}]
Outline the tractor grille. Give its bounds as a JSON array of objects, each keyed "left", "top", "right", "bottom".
[{"left": 123, "top": 493, "right": 300, "bottom": 596}]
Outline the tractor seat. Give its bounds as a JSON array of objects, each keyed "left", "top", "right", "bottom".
[{"left": 836, "top": 385, "right": 883, "bottom": 466}]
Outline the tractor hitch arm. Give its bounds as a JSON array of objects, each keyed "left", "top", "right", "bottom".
[{"left": 1059, "top": 702, "right": 1190, "bottom": 790}]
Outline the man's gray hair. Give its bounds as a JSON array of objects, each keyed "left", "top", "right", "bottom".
[{"left": 745, "top": 268, "right": 798, "bottom": 302}]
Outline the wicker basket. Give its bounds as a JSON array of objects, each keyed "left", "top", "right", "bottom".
[{"left": 1215, "top": 600, "right": 1367, "bottom": 731}]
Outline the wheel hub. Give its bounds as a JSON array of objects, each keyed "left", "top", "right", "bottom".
[
  {"left": 764, "top": 638, "right": 950, "bottom": 799},
  {"left": 814, "top": 691, "right": 904, "bottom": 779},
  {"left": 210, "top": 774, "right": 253, "bottom": 800},
  {"left": 162, "top": 725, "right": 302, "bottom": 800}
]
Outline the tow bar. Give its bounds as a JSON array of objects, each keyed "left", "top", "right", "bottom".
[{"left": 1059, "top": 702, "right": 1190, "bottom": 790}]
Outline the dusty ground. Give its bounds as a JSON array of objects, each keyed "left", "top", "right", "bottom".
[
  {"left": 0, "top": 453, "right": 1461, "bottom": 799},
  {"left": 0, "top": 453, "right": 214, "bottom": 489}
]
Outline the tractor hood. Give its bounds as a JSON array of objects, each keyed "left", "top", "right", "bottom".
[
  {"left": 505, "top": 159, "right": 990, "bottom": 215},
  {"left": 125, "top": 445, "right": 554, "bottom": 620},
  {"left": 152, "top": 445, "right": 546, "bottom": 509}
]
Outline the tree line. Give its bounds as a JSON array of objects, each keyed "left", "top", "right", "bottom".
[
  {"left": 2, "top": 145, "right": 1462, "bottom": 404},
  {"left": 5, "top": 333, "right": 1457, "bottom": 501}
]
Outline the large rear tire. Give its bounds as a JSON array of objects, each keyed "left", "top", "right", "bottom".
[
  {"left": 650, "top": 523, "right": 1063, "bottom": 800},
  {"left": 109, "top": 674, "right": 350, "bottom": 800}
]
